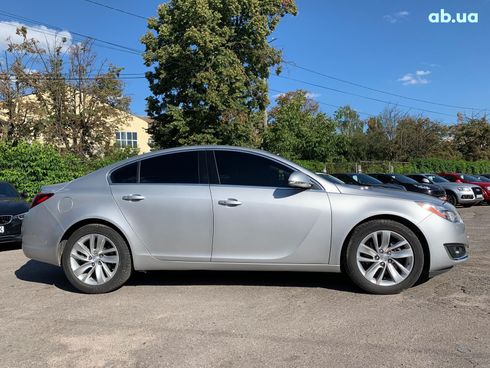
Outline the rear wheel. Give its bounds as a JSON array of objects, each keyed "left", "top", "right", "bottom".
[
  {"left": 61, "top": 224, "right": 132, "bottom": 294},
  {"left": 344, "top": 220, "right": 424, "bottom": 294}
]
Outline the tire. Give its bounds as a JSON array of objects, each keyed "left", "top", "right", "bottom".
[
  {"left": 462, "top": 204, "right": 473, "bottom": 208},
  {"left": 446, "top": 192, "right": 458, "bottom": 206},
  {"left": 343, "top": 219, "right": 424, "bottom": 295},
  {"left": 62, "top": 224, "right": 132, "bottom": 294}
]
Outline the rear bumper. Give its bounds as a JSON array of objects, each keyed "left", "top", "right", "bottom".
[
  {"left": 418, "top": 215, "right": 469, "bottom": 273},
  {"left": 22, "top": 205, "right": 65, "bottom": 266}
]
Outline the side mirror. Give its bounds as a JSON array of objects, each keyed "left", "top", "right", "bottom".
[
  {"left": 422, "top": 178, "right": 430, "bottom": 184},
  {"left": 20, "top": 192, "right": 28, "bottom": 199},
  {"left": 288, "top": 171, "right": 313, "bottom": 189}
]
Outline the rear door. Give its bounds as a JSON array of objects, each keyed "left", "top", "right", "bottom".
[
  {"left": 209, "top": 150, "right": 332, "bottom": 264},
  {"left": 110, "top": 151, "right": 213, "bottom": 261}
]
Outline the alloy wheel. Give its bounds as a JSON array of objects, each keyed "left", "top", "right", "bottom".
[
  {"left": 356, "top": 230, "right": 414, "bottom": 286},
  {"left": 69, "top": 234, "right": 120, "bottom": 285}
]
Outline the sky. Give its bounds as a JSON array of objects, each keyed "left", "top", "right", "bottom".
[{"left": 0, "top": 0, "right": 489, "bottom": 124}]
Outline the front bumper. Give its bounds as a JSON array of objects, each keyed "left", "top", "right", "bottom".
[
  {"left": 418, "top": 214, "right": 469, "bottom": 273},
  {"left": 0, "top": 218, "right": 23, "bottom": 244}
]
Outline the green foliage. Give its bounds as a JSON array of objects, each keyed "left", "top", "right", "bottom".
[
  {"left": 294, "top": 160, "right": 326, "bottom": 173},
  {"left": 142, "top": 0, "right": 297, "bottom": 148},
  {"left": 0, "top": 142, "right": 138, "bottom": 198},
  {"left": 263, "top": 90, "right": 342, "bottom": 162}
]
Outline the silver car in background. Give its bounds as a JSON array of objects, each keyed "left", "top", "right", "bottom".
[
  {"left": 22, "top": 146, "right": 468, "bottom": 294},
  {"left": 407, "top": 174, "right": 483, "bottom": 207}
]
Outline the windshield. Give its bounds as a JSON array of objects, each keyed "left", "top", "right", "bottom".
[
  {"left": 474, "top": 175, "right": 490, "bottom": 182},
  {"left": 353, "top": 174, "right": 382, "bottom": 185},
  {"left": 461, "top": 174, "right": 481, "bottom": 182},
  {"left": 0, "top": 182, "right": 20, "bottom": 198},
  {"left": 426, "top": 175, "right": 449, "bottom": 183},
  {"left": 318, "top": 173, "right": 345, "bottom": 184},
  {"left": 392, "top": 175, "right": 418, "bottom": 184}
]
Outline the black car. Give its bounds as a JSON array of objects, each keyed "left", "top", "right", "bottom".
[
  {"left": 0, "top": 182, "right": 29, "bottom": 244},
  {"left": 332, "top": 173, "right": 406, "bottom": 191},
  {"left": 316, "top": 173, "right": 346, "bottom": 185},
  {"left": 369, "top": 173, "right": 447, "bottom": 200}
]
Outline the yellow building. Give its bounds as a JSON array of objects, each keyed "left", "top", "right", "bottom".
[
  {"left": 1, "top": 93, "right": 152, "bottom": 154},
  {"left": 114, "top": 115, "right": 152, "bottom": 153}
]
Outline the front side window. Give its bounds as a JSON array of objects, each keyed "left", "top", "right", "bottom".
[
  {"left": 140, "top": 151, "right": 199, "bottom": 184},
  {"left": 116, "top": 131, "right": 138, "bottom": 148},
  {"left": 214, "top": 151, "right": 293, "bottom": 187}
]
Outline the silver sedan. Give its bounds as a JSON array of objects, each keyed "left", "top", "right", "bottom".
[{"left": 22, "top": 146, "right": 468, "bottom": 294}]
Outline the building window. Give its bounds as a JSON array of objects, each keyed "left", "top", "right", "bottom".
[{"left": 116, "top": 131, "right": 138, "bottom": 148}]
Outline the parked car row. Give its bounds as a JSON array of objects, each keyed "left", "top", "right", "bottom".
[{"left": 317, "top": 172, "right": 487, "bottom": 207}]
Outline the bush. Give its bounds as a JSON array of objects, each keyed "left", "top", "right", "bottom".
[{"left": 0, "top": 142, "right": 138, "bottom": 198}]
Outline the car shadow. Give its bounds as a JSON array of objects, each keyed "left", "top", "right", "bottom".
[
  {"left": 15, "top": 260, "right": 360, "bottom": 294},
  {"left": 0, "top": 241, "right": 22, "bottom": 252}
]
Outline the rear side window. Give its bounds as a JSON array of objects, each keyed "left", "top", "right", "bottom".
[
  {"left": 110, "top": 162, "right": 138, "bottom": 184},
  {"left": 214, "top": 151, "right": 293, "bottom": 187},
  {"left": 140, "top": 152, "right": 199, "bottom": 184}
]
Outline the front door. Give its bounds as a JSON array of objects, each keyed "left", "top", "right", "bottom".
[{"left": 209, "top": 150, "right": 332, "bottom": 264}]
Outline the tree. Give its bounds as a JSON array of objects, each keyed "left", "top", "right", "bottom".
[
  {"left": 141, "top": 0, "right": 297, "bottom": 148},
  {"left": 0, "top": 28, "right": 43, "bottom": 143},
  {"left": 263, "top": 90, "right": 341, "bottom": 162},
  {"left": 3, "top": 28, "right": 131, "bottom": 157},
  {"left": 394, "top": 117, "right": 453, "bottom": 161},
  {"left": 333, "top": 105, "right": 367, "bottom": 161},
  {"left": 451, "top": 116, "right": 490, "bottom": 160}
]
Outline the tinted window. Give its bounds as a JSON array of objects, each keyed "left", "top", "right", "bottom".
[
  {"left": 427, "top": 175, "right": 449, "bottom": 183},
  {"left": 110, "top": 163, "right": 138, "bottom": 184},
  {"left": 391, "top": 174, "right": 418, "bottom": 184},
  {"left": 0, "top": 182, "right": 19, "bottom": 198},
  {"left": 214, "top": 151, "right": 293, "bottom": 187},
  {"left": 318, "top": 174, "right": 344, "bottom": 184},
  {"left": 442, "top": 175, "right": 457, "bottom": 182},
  {"left": 140, "top": 152, "right": 199, "bottom": 184},
  {"left": 355, "top": 174, "right": 382, "bottom": 185}
]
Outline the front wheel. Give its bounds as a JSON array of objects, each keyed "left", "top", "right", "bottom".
[
  {"left": 344, "top": 220, "right": 424, "bottom": 294},
  {"left": 61, "top": 224, "right": 132, "bottom": 294}
]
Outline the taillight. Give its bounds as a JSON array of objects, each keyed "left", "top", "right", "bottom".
[{"left": 31, "top": 193, "right": 54, "bottom": 209}]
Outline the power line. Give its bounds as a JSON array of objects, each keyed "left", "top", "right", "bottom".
[
  {"left": 274, "top": 74, "right": 456, "bottom": 118},
  {"left": 284, "top": 61, "right": 482, "bottom": 111},
  {"left": 0, "top": 10, "right": 143, "bottom": 55},
  {"left": 80, "top": 0, "right": 149, "bottom": 20},
  {"left": 269, "top": 88, "right": 375, "bottom": 118}
]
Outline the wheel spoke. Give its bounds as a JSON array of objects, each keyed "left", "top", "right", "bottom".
[
  {"left": 392, "top": 259, "right": 410, "bottom": 275},
  {"left": 387, "top": 263, "right": 403, "bottom": 283},
  {"left": 71, "top": 252, "right": 89, "bottom": 262},
  {"left": 74, "top": 262, "right": 93, "bottom": 277},
  {"left": 83, "top": 265, "right": 95, "bottom": 282},
  {"left": 74, "top": 241, "right": 91, "bottom": 258},
  {"left": 359, "top": 244, "right": 378, "bottom": 258},
  {"left": 100, "top": 246, "right": 117, "bottom": 255},
  {"left": 102, "top": 255, "right": 118, "bottom": 264},
  {"left": 95, "top": 264, "right": 106, "bottom": 284},
  {"left": 96, "top": 235, "right": 106, "bottom": 252},
  {"left": 390, "top": 249, "right": 413, "bottom": 259},
  {"left": 364, "top": 262, "right": 382, "bottom": 281},
  {"left": 358, "top": 256, "right": 377, "bottom": 263},
  {"left": 376, "top": 264, "right": 387, "bottom": 285},
  {"left": 386, "top": 240, "right": 408, "bottom": 252},
  {"left": 380, "top": 231, "right": 391, "bottom": 250},
  {"left": 371, "top": 232, "right": 380, "bottom": 251},
  {"left": 101, "top": 262, "right": 113, "bottom": 278},
  {"left": 89, "top": 234, "right": 96, "bottom": 253}
]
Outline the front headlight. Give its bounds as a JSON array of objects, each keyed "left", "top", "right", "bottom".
[
  {"left": 415, "top": 184, "right": 430, "bottom": 190},
  {"left": 12, "top": 212, "right": 27, "bottom": 221},
  {"left": 416, "top": 202, "right": 462, "bottom": 223},
  {"left": 457, "top": 187, "right": 472, "bottom": 192}
]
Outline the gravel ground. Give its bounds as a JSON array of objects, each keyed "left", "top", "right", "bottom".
[{"left": 0, "top": 206, "right": 489, "bottom": 368}]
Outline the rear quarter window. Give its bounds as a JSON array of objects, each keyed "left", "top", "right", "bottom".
[{"left": 110, "top": 162, "right": 138, "bottom": 184}]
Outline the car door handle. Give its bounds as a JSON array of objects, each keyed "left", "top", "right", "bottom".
[
  {"left": 122, "top": 194, "right": 145, "bottom": 202},
  {"left": 218, "top": 198, "right": 242, "bottom": 207}
]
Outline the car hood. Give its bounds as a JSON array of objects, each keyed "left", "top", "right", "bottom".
[
  {"left": 336, "top": 184, "right": 445, "bottom": 205},
  {"left": 436, "top": 182, "right": 474, "bottom": 190},
  {"left": 0, "top": 198, "right": 30, "bottom": 215}
]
